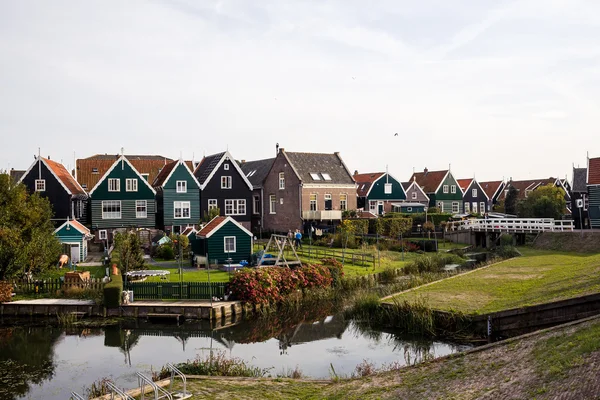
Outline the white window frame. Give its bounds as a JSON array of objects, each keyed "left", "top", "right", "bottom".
[
  {"left": 310, "top": 194, "right": 318, "bottom": 211},
  {"left": 108, "top": 178, "right": 120, "bottom": 192},
  {"left": 141, "top": 173, "right": 149, "bottom": 181},
  {"left": 269, "top": 195, "right": 276, "bottom": 214},
  {"left": 480, "top": 202, "right": 486, "bottom": 213},
  {"left": 369, "top": 200, "right": 377, "bottom": 213},
  {"left": 174, "top": 201, "right": 191, "bottom": 219},
  {"left": 443, "top": 185, "right": 449, "bottom": 194},
  {"left": 465, "top": 202, "right": 470, "bottom": 213},
  {"left": 321, "top": 173, "right": 332, "bottom": 181},
  {"left": 224, "top": 236, "right": 236, "bottom": 253},
  {"left": 279, "top": 172, "right": 285, "bottom": 190},
  {"left": 340, "top": 194, "right": 347, "bottom": 211},
  {"left": 136, "top": 200, "right": 147, "bottom": 218},
  {"left": 472, "top": 188, "right": 477, "bottom": 197},
  {"left": 92, "top": 168, "right": 99, "bottom": 174},
  {"left": 437, "top": 201, "right": 444, "bottom": 212},
  {"left": 253, "top": 195, "right": 260, "bottom": 214},
  {"left": 98, "top": 230, "right": 107, "bottom": 240},
  {"left": 208, "top": 199, "right": 218, "bottom": 211},
  {"left": 126, "top": 178, "right": 138, "bottom": 192},
  {"left": 221, "top": 176, "right": 232, "bottom": 189},
  {"left": 407, "top": 207, "right": 413, "bottom": 212},
  {"left": 280, "top": 198, "right": 283, "bottom": 204},
  {"left": 35, "top": 179, "right": 46, "bottom": 192},
  {"left": 451, "top": 185, "right": 456, "bottom": 194},
  {"left": 384, "top": 183, "right": 392, "bottom": 194},
  {"left": 102, "top": 200, "right": 121, "bottom": 219},
  {"left": 472, "top": 202, "right": 478, "bottom": 214},
  {"left": 452, "top": 201, "right": 460, "bottom": 213},
  {"left": 176, "top": 181, "right": 187, "bottom": 193},
  {"left": 310, "top": 173, "right": 320, "bottom": 181},
  {"left": 411, "top": 191, "right": 417, "bottom": 200},
  {"left": 223, "top": 163, "right": 229, "bottom": 171},
  {"left": 225, "top": 199, "right": 246, "bottom": 215}
]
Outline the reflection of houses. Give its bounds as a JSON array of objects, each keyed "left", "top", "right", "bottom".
[{"left": 278, "top": 314, "right": 349, "bottom": 348}]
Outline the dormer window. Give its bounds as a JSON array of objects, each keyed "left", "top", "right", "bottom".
[
  {"left": 321, "top": 173, "right": 332, "bottom": 181},
  {"left": 92, "top": 168, "right": 99, "bottom": 174},
  {"left": 310, "top": 173, "right": 321, "bottom": 181},
  {"left": 384, "top": 183, "right": 392, "bottom": 194}
]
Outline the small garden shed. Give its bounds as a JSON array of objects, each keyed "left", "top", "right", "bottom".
[
  {"left": 392, "top": 202, "right": 427, "bottom": 214},
  {"left": 196, "top": 216, "right": 253, "bottom": 265},
  {"left": 54, "top": 219, "right": 93, "bottom": 263}
]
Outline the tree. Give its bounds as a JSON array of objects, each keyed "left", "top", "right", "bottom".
[
  {"left": 517, "top": 185, "right": 566, "bottom": 219},
  {"left": 504, "top": 186, "right": 519, "bottom": 215},
  {"left": 114, "top": 231, "right": 145, "bottom": 274},
  {"left": 0, "top": 173, "right": 62, "bottom": 280},
  {"left": 202, "top": 207, "right": 220, "bottom": 223}
]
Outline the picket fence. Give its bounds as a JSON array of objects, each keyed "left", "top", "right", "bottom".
[
  {"left": 10, "top": 278, "right": 104, "bottom": 294},
  {"left": 125, "top": 281, "right": 227, "bottom": 300}
]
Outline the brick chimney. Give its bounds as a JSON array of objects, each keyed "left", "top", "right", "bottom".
[
  {"left": 354, "top": 170, "right": 358, "bottom": 176},
  {"left": 424, "top": 167, "right": 428, "bottom": 174}
]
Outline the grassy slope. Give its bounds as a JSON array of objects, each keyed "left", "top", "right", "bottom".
[
  {"left": 179, "top": 317, "right": 600, "bottom": 399},
  {"left": 390, "top": 248, "right": 600, "bottom": 314}
]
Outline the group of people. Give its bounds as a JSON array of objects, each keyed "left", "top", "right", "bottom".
[{"left": 287, "top": 229, "right": 303, "bottom": 248}]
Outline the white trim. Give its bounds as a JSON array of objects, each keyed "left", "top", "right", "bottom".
[
  {"left": 88, "top": 155, "right": 157, "bottom": 196},
  {"left": 19, "top": 158, "right": 78, "bottom": 195},
  {"left": 221, "top": 176, "right": 232, "bottom": 189},
  {"left": 224, "top": 236, "right": 236, "bottom": 253},
  {"left": 208, "top": 199, "right": 218, "bottom": 210},
  {"left": 198, "top": 151, "right": 254, "bottom": 191},
  {"left": 404, "top": 180, "right": 430, "bottom": 202},
  {"left": 468, "top": 179, "right": 490, "bottom": 201},
  {"left": 279, "top": 172, "right": 285, "bottom": 190},
  {"left": 98, "top": 230, "right": 107, "bottom": 240},
  {"left": 432, "top": 170, "right": 451, "bottom": 194},
  {"left": 53, "top": 219, "right": 90, "bottom": 235},
  {"left": 156, "top": 159, "right": 201, "bottom": 189},
  {"left": 443, "top": 185, "right": 449, "bottom": 194},
  {"left": 365, "top": 173, "right": 406, "bottom": 199},
  {"left": 224, "top": 199, "right": 246, "bottom": 215},
  {"left": 101, "top": 200, "right": 122, "bottom": 219},
  {"left": 201, "top": 216, "right": 253, "bottom": 239},
  {"left": 35, "top": 179, "right": 46, "bottom": 192},
  {"left": 108, "top": 178, "right": 120, "bottom": 192},
  {"left": 223, "top": 163, "right": 229, "bottom": 171},
  {"left": 269, "top": 194, "right": 276, "bottom": 214},
  {"left": 452, "top": 201, "right": 460, "bottom": 213},
  {"left": 136, "top": 200, "right": 148, "bottom": 218}
]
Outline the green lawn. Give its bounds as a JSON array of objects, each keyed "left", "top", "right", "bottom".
[
  {"left": 139, "top": 269, "right": 231, "bottom": 283},
  {"left": 389, "top": 248, "right": 600, "bottom": 314},
  {"left": 38, "top": 265, "right": 106, "bottom": 280}
]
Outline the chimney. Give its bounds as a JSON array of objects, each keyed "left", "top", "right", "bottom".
[
  {"left": 279, "top": 147, "right": 285, "bottom": 153},
  {"left": 276, "top": 143, "right": 279, "bottom": 156},
  {"left": 424, "top": 167, "right": 428, "bottom": 174},
  {"left": 241, "top": 160, "right": 246, "bottom": 164},
  {"left": 354, "top": 170, "right": 358, "bottom": 176}
]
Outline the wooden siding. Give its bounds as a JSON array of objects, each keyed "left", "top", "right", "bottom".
[
  {"left": 55, "top": 225, "right": 86, "bottom": 261},
  {"left": 91, "top": 160, "right": 154, "bottom": 200},
  {"left": 203, "top": 221, "right": 252, "bottom": 264},
  {"left": 367, "top": 174, "right": 406, "bottom": 201},
  {"left": 432, "top": 173, "right": 463, "bottom": 213},
  {"left": 462, "top": 181, "right": 490, "bottom": 214},
  {"left": 21, "top": 160, "right": 72, "bottom": 220},
  {"left": 588, "top": 186, "right": 600, "bottom": 229},
  {"left": 162, "top": 163, "right": 200, "bottom": 229},
  {"left": 91, "top": 199, "right": 156, "bottom": 229}
]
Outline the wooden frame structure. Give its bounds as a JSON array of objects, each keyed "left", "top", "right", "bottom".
[{"left": 258, "top": 234, "right": 302, "bottom": 267}]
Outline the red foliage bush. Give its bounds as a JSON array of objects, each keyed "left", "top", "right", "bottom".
[{"left": 0, "top": 281, "right": 13, "bottom": 303}]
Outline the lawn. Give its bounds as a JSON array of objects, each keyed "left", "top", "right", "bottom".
[
  {"left": 389, "top": 248, "right": 600, "bottom": 314},
  {"left": 136, "top": 268, "right": 231, "bottom": 283},
  {"left": 38, "top": 265, "right": 106, "bottom": 280}
]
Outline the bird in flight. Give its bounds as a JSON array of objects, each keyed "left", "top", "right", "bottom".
[
  {"left": 394, "top": 133, "right": 398, "bottom": 136},
  {"left": 352, "top": 76, "right": 356, "bottom": 80}
]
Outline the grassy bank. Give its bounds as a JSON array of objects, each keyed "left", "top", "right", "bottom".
[
  {"left": 172, "top": 316, "right": 600, "bottom": 399},
  {"left": 389, "top": 248, "right": 600, "bottom": 314}
]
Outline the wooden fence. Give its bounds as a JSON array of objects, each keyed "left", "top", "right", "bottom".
[
  {"left": 125, "top": 281, "right": 227, "bottom": 300},
  {"left": 293, "top": 247, "right": 376, "bottom": 268},
  {"left": 9, "top": 278, "right": 104, "bottom": 294}
]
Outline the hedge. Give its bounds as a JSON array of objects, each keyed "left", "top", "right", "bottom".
[
  {"left": 347, "top": 219, "right": 369, "bottom": 235},
  {"left": 103, "top": 268, "right": 123, "bottom": 308},
  {"left": 385, "top": 212, "right": 452, "bottom": 227},
  {"left": 368, "top": 218, "right": 412, "bottom": 237}
]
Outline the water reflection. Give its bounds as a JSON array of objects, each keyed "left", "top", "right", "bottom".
[{"left": 0, "top": 315, "right": 470, "bottom": 400}]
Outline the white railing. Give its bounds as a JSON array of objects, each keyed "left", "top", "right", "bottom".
[
  {"left": 302, "top": 210, "right": 343, "bottom": 220},
  {"left": 447, "top": 218, "right": 574, "bottom": 233}
]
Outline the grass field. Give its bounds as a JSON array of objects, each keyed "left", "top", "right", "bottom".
[
  {"left": 389, "top": 247, "right": 600, "bottom": 314},
  {"left": 140, "top": 268, "right": 231, "bottom": 283}
]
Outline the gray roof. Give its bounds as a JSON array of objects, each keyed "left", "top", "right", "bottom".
[
  {"left": 401, "top": 182, "right": 410, "bottom": 190},
  {"left": 194, "top": 152, "right": 225, "bottom": 185},
  {"left": 284, "top": 152, "right": 354, "bottom": 184},
  {"left": 10, "top": 169, "right": 25, "bottom": 182},
  {"left": 238, "top": 158, "right": 275, "bottom": 188},
  {"left": 83, "top": 154, "right": 170, "bottom": 161},
  {"left": 572, "top": 168, "right": 587, "bottom": 193}
]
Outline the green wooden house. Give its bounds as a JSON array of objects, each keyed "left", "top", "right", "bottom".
[
  {"left": 409, "top": 168, "right": 463, "bottom": 214},
  {"left": 354, "top": 171, "right": 407, "bottom": 215},
  {"left": 54, "top": 219, "right": 93, "bottom": 263},
  {"left": 153, "top": 159, "right": 201, "bottom": 234},
  {"left": 88, "top": 155, "right": 157, "bottom": 241},
  {"left": 391, "top": 202, "right": 427, "bottom": 214},
  {"left": 196, "top": 216, "right": 253, "bottom": 264}
]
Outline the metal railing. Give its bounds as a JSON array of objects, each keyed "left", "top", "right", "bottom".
[
  {"left": 137, "top": 372, "right": 173, "bottom": 400},
  {"left": 107, "top": 381, "right": 135, "bottom": 400},
  {"left": 70, "top": 393, "right": 85, "bottom": 400},
  {"left": 167, "top": 363, "right": 192, "bottom": 399},
  {"left": 447, "top": 218, "right": 574, "bottom": 233}
]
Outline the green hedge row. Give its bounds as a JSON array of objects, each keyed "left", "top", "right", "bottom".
[
  {"left": 103, "top": 269, "right": 123, "bottom": 308},
  {"left": 368, "top": 218, "right": 412, "bottom": 237},
  {"left": 384, "top": 212, "right": 452, "bottom": 227}
]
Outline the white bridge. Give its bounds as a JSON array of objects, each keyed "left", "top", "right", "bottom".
[{"left": 447, "top": 218, "right": 574, "bottom": 234}]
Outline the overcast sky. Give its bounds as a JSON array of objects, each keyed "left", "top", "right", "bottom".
[{"left": 1, "top": 0, "right": 598, "bottom": 182}]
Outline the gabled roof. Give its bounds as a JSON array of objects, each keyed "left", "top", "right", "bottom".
[
  {"left": 181, "top": 227, "right": 197, "bottom": 237},
  {"left": 572, "top": 168, "right": 587, "bottom": 192},
  {"left": 20, "top": 157, "right": 87, "bottom": 197},
  {"left": 238, "top": 158, "right": 276, "bottom": 188},
  {"left": 499, "top": 178, "right": 555, "bottom": 201},
  {"left": 54, "top": 219, "right": 92, "bottom": 237},
  {"left": 88, "top": 155, "right": 157, "bottom": 196},
  {"left": 193, "top": 151, "right": 253, "bottom": 190},
  {"left": 197, "top": 216, "right": 252, "bottom": 238},
  {"left": 588, "top": 157, "right": 600, "bottom": 185},
  {"left": 479, "top": 181, "right": 504, "bottom": 200},
  {"left": 456, "top": 179, "right": 473, "bottom": 192},
  {"left": 152, "top": 159, "right": 201, "bottom": 189},
  {"left": 76, "top": 154, "right": 172, "bottom": 190},
  {"left": 282, "top": 151, "right": 355, "bottom": 184},
  {"left": 402, "top": 180, "right": 431, "bottom": 201},
  {"left": 354, "top": 172, "right": 385, "bottom": 197},
  {"left": 408, "top": 169, "right": 449, "bottom": 193},
  {"left": 464, "top": 179, "right": 489, "bottom": 200},
  {"left": 10, "top": 169, "right": 25, "bottom": 182}
]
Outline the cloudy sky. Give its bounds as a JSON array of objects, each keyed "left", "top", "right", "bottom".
[{"left": 1, "top": 0, "right": 599, "bottom": 182}]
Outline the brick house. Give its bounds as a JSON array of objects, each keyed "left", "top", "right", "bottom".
[{"left": 262, "top": 148, "right": 357, "bottom": 233}]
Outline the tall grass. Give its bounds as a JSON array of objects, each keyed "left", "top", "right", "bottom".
[
  {"left": 170, "top": 351, "right": 273, "bottom": 377},
  {"left": 403, "top": 253, "right": 465, "bottom": 274}
]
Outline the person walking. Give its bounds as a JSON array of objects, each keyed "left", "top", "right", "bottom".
[{"left": 294, "top": 229, "right": 303, "bottom": 249}]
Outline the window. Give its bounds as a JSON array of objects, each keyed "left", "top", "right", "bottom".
[
  {"left": 174, "top": 201, "right": 191, "bottom": 218},
  {"left": 269, "top": 195, "right": 276, "bottom": 214},
  {"left": 321, "top": 173, "right": 332, "bottom": 181},
  {"left": 310, "top": 194, "right": 318, "bottom": 211},
  {"left": 108, "top": 178, "right": 120, "bottom": 192},
  {"left": 99, "top": 230, "right": 107, "bottom": 240},
  {"left": 92, "top": 168, "right": 99, "bottom": 174},
  {"left": 369, "top": 200, "right": 377, "bottom": 213},
  {"left": 221, "top": 176, "right": 232, "bottom": 189},
  {"left": 126, "top": 179, "right": 138, "bottom": 192},
  {"left": 324, "top": 194, "right": 332, "bottom": 210},
  {"left": 176, "top": 181, "right": 187, "bottom": 193},
  {"left": 224, "top": 236, "right": 236, "bottom": 253},
  {"left": 223, "top": 163, "right": 229, "bottom": 171},
  {"left": 451, "top": 185, "right": 456, "bottom": 194},
  {"left": 279, "top": 172, "right": 285, "bottom": 190},
  {"left": 472, "top": 202, "right": 478, "bottom": 214},
  {"left": 465, "top": 202, "right": 470, "bottom": 213},
  {"left": 437, "top": 201, "right": 444, "bottom": 212},
  {"left": 82, "top": 184, "right": 87, "bottom": 189},
  {"left": 35, "top": 179, "right": 45, "bottom": 192},
  {"left": 411, "top": 192, "right": 417, "bottom": 200},
  {"left": 480, "top": 202, "right": 486, "bottom": 213},
  {"left": 136, "top": 200, "right": 147, "bottom": 218},
  {"left": 253, "top": 195, "right": 260, "bottom": 214},
  {"left": 472, "top": 188, "right": 477, "bottom": 197},
  {"left": 452, "top": 202, "right": 460, "bottom": 213},
  {"left": 208, "top": 199, "right": 218, "bottom": 211},
  {"left": 407, "top": 207, "right": 413, "bottom": 212},
  {"left": 310, "top": 173, "right": 321, "bottom": 181},
  {"left": 102, "top": 201, "right": 121, "bottom": 219},
  {"left": 340, "top": 194, "right": 347, "bottom": 211},
  {"left": 141, "top": 173, "right": 149, "bottom": 181},
  {"left": 384, "top": 183, "right": 392, "bottom": 194},
  {"left": 280, "top": 198, "right": 283, "bottom": 204},
  {"left": 225, "top": 199, "right": 246, "bottom": 215},
  {"left": 443, "top": 185, "right": 449, "bottom": 194}
]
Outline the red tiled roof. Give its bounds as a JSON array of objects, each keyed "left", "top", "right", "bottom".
[
  {"left": 409, "top": 170, "right": 448, "bottom": 193},
  {"left": 69, "top": 219, "right": 90, "bottom": 235},
  {"left": 152, "top": 160, "right": 178, "bottom": 187},
  {"left": 589, "top": 157, "right": 600, "bottom": 185},
  {"left": 198, "top": 216, "right": 227, "bottom": 237},
  {"left": 42, "top": 158, "right": 86, "bottom": 195},
  {"left": 499, "top": 178, "right": 555, "bottom": 201},
  {"left": 479, "top": 181, "right": 503, "bottom": 199},
  {"left": 355, "top": 211, "right": 378, "bottom": 219},
  {"left": 181, "top": 227, "right": 196, "bottom": 236},
  {"left": 354, "top": 172, "right": 384, "bottom": 197},
  {"left": 456, "top": 179, "right": 473, "bottom": 191}
]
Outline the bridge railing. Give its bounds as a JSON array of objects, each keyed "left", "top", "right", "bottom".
[{"left": 447, "top": 218, "right": 574, "bottom": 233}]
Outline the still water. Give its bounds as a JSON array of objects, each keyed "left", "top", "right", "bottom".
[{"left": 0, "top": 316, "right": 471, "bottom": 400}]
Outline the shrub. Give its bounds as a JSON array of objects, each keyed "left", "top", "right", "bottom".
[
  {"left": 422, "top": 221, "right": 435, "bottom": 232},
  {"left": 403, "top": 253, "right": 464, "bottom": 274},
  {"left": 499, "top": 234, "right": 514, "bottom": 247},
  {"left": 0, "top": 281, "right": 13, "bottom": 302},
  {"left": 383, "top": 218, "right": 413, "bottom": 237},
  {"left": 174, "top": 351, "right": 272, "bottom": 377},
  {"left": 103, "top": 269, "right": 123, "bottom": 308},
  {"left": 61, "top": 287, "right": 102, "bottom": 303},
  {"left": 155, "top": 244, "right": 175, "bottom": 260},
  {"left": 347, "top": 219, "right": 369, "bottom": 235}
]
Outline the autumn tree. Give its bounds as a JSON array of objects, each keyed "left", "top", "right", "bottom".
[{"left": 518, "top": 185, "right": 566, "bottom": 219}]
